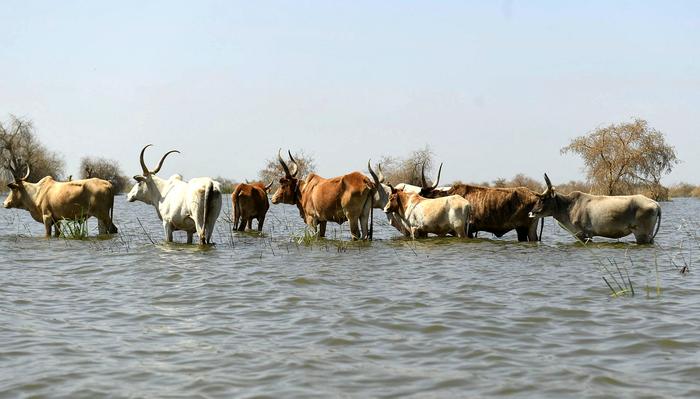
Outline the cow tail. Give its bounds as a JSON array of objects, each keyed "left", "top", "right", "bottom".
[
  {"left": 108, "top": 185, "right": 117, "bottom": 234},
  {"left": 232, "top": 186, "right": 241, "bottom": 231},
  {"left": 652, "top": 206, "right": 662, "bottom": 241},
  {"left": 369, "top": 192, "right": 374, "bottom": 241},
  {"left": 202, "top": 182, "right": 214, "bottom": 243},
  {"left": 538, "top": 217, "right": 544, "bottom": 241}
]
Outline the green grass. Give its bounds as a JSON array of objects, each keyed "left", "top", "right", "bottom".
[
  {"left": 59, "top": 218, "right": 89, "bottom": 240},
  {"left": 290, "top": 228, "right": 317, "bottom": 246}
]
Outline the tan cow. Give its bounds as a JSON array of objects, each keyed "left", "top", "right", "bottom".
[
  {"left": 3, "top": 165, "right": 117, "bottom": 237},
  {"left": 232, "top": 181, "right": 273, "bottom": 231},
  {"left": 270, "top": 150, "right": 375, "bottom": 240},
  {"left": 528, "top": 174, "right": 662, "bottom": 244}
]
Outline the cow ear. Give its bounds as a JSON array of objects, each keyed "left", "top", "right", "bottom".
[
  {"left": 7, "top": 183, "right": 18, "bottom": 190},
  {"left": 133, "top": 175, "right": 146, "bottom": 182}
]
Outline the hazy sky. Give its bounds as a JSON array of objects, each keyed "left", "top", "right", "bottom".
[{"left": 1, "top": 1, "right": 698, "bottom": 185}]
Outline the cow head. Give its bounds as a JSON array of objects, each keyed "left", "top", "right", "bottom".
[
  {"left": 127, "top": 144, "right": 180, "bottom": 204},
  {"left": 270, "top": 150, "right": 299, "bottom": 205},
  {"left": 419, "top": 162, "right": 443, "bottom": 197},
  {"left": 3, "top": 163, "right": 31, "bottom": 209},
  {"left": 383, "top": 186, "right": 403, "bottom": 214},
  {"left": 529, "top": 173, "right": 557, "bottom": 218},
  {"left": 368, "top": 160, "right": 391, "bottom": 208}
]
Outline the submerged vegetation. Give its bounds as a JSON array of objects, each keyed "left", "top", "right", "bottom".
[{"left": 59, "top": 218, "right": 89, "bottom": 240}]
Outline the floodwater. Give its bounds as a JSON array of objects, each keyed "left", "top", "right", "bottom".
[{"left": 1, "top": 195, "right": 699, "bottom": 398}]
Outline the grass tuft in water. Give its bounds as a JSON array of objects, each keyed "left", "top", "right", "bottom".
[
  {"left": 290, "top": 228, "right": 317, "bottom": 246},
  {"left": 59, "top": 217, "right": 88, "bottom": 240}
]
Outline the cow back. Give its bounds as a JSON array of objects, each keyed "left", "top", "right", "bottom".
[
  {"left": 233, "top": 183, "right": 270, "bottom": 218},
  {"left": 448, "top": 184, "right": 538, "bottom": 234},
  {"left": 41, "top": 178, "right": 114, "bottom": 220},
  {"left": 302, "top": 172, "right": 373, "bottom": 222}
]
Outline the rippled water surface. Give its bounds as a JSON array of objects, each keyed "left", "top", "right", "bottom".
[{"left": 1, "top": 195, "right": 699, "bottom": 398}]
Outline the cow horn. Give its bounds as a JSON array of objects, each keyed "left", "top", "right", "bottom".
[
  {"left": 377, "top": 163, "right": 386, "bottom": 183},
  {"left": 20, "top": 163, "right": 30, "bottom": 181},
  {"left": 421, "top": 162, "right": 428, "bottom": 188},
  {"left": 264, "top": 180, "right": 274, "bottom": 191},
  {"left": 245, "top": 179, "right": 250, "bottom": 184},
  {"left": 288, "top": 150, "right": 299, "bottom": 177},
  {"left": 277, "top": 149, "right": 291, "bottom": 177},
  {"left": 432, "top": 163, "right": 443, "bottom": 189},
  {"left": 367, "top": 160, "right": 380, "bottom": 187},
  {"left": 139, "top": 144, "right": 152, "bottom": 175},
  {"left": 541, "top": 173, "right": 554, "bottom": 197},
  {"left": 152, "top": 150, "right": 180, "bottom": 175}
]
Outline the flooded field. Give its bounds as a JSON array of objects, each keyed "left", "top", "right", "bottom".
[{"left": 1, "top": 195, "right": 699, "bottom": 398}]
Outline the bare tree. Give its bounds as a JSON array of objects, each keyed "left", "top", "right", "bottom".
[
  {"left": 79, "top": 156, "right": 130, "bottom": 193},
  {"left": 258, "top": 149, "right": 316, "bottom": 190},
  {"left": 0, "top": 115, "right": 65, "bottom": 182},
  {"left": 377, "top": 145, "right": 435, "bottom": 186},
  {"left": 562, "top": 118, "right": 679, "bottom": 200}
]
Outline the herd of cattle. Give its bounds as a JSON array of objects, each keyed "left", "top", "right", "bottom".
[{"left": 3, "top": 145, "right": 663, "bottom": 245}]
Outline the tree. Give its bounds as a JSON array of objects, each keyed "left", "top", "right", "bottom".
[
  {"left": 213, "top": 177, "right": 239, "bottom": 194},
  {"left": 562, "top": 118, "right": 679, "bottom": 200},
  {"left": 258, "top": 149, "right": 316, "bottom": 190},
  {"left": 80, "top": 156, "right": 130, "bottom": 193},
  {"left": 377, "top": 145, "right": 435, "bottom": 186},
  {"left": 0, "top": 115, "right": 65, "bottom": 182}
]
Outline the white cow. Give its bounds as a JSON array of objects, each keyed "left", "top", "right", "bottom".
[
  {"left": 367, "top": 161, "right": 410, "bottom": 236},
  {"left": 383, "top": 187, "right": 471, "bottom": 239},
  {"left": 528, "top": 174, "right": 662, "bottom": 244},
  {"left": 127, "top": 145, "right": 222, "bottom": 245}
]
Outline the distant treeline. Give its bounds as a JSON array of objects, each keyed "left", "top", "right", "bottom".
[{"left": 1, "top": 115, "right": 695, "bottom": 200}]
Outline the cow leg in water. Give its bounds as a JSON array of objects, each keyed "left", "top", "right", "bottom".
[
  {"left": 318, "top": 221, "right": 327, "bottom": 238},
  {"left": 53, "top": 223, "right": 61, "bottom": 237},
  {"left": 186, "top": 231, "right": 193, "bottom": 244},
  {"left": 527, "top": 221, "right": 540, "bottom": 242},
  {"left": 359, "top": 212, "right": 369, "bottom": 240},
  {"left": 634, "top": 232, "right": 653, "bottom": 245},
  {"left": 98, "top": 218, "right": 107, "bottom": 235},
  {"left": 163, "top": 222, "right": 174, "bottom": 242},
  {"left": 516, "top": 227, "right": 529, "bottom": 242},
  {"left": 237, "top": 218, "right": 246, "bottom": 231},
  {"left": 349, "top": 219, "right": 362, "bottom": 240},
  {"left": 257, "top": 216, "right": 265, "bottom": 232},
  {"left": 247, "top": 219, "right": 253, "bottom": 230},
  {"left": 42, "top": 216, "right": 53, "bottom": 238}
]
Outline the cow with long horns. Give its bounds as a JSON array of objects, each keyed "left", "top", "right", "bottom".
[
  {"left": 271, "top": 150, "right": 374, "bottom": 240},
  {"left": 529, "top": 174, "right": 662, "bottom": 244},
  {"left": 232, "top": 180, "right": 273, "bottom": 232},
  {"left": 127, "top": 145, "right": 222, "bottom": 245},
  {"left": 373, "top": 162, "right": 470, "bottom": 238},
  {"left": 367, "top": 161, "right": 411, "bottom": 237},
  {"left": 383, "top": 185, "right": 471, "bottom": 239},
  {"left": 3, "top": 162, "right": 118, "bottom": 237},
  {"left": 418, "top": 166, "right": 543, "bottom": 241}
]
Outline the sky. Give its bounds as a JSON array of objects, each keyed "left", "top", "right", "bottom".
[{"left": 1, "top": 1, "right": 698, "bottom": 185}]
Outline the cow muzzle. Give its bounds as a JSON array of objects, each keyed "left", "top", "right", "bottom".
[{"left": 528, "top": 211, "right": 537, "bottom": 218}]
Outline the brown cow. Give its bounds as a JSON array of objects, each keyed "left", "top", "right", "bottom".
[
  {"left": 232, "top": 181, "right": 273, "bottom": 231},
  {"left": 419, "top": 166, "right": 542, "bottom": 241},
  {"left": 3, "top": 164, "right": 118, "bottom": 237},
  {"left": 270, "top": 150, "right": 374, "bottom": 240}
]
